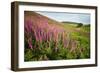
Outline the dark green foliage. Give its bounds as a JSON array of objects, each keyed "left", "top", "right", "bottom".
[{"left": 77, "top": 23, "right": 83, "bottom": 27}]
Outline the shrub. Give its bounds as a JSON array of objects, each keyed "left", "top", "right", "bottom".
[{"left": 77, "top": 23, "right": 83, "bottom": 27}]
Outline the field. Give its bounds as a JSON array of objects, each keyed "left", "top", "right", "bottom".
[{"left": 24, "top": 11, "right": 90, "bottom": 61}]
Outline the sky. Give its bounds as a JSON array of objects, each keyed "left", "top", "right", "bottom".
[{"left": 36, "top": 11, "right": 90, "bottom": 24}]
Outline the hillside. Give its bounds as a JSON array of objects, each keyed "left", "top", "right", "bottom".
[
  {"left": 24, "top": 11, "right": 64, "bottom": 28},
  {"left": 62, "top": 21, "right": 80, "bottom": 24}
]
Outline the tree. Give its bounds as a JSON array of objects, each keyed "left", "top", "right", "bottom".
[{"left": 77, "top": 23, "right": 83, "bottom": 27}]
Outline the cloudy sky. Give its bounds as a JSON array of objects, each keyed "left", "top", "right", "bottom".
[{"left": 36, "top": 11, "right": 90, "bottom": 24}]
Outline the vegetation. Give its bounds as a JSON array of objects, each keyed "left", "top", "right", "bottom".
[
  {"left": 24, "top": 11, "right": 90, "bottom": 61},
  {"left": 77, "top": 23, "right": 83, "bottom": 27}
]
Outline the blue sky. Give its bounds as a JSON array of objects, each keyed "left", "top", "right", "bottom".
[{"left": 36, "top": 11, "right": 90, "bottom": 24}]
